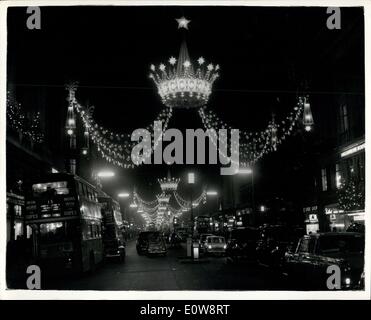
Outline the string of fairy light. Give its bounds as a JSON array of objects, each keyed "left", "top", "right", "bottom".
[
  {"left": 198, "top": 96, "right": 307, "bottom": 164},
  {"left": 6, "top": 90, "right": 44, "bottom": 144},
  {"left": 65, "top": 84, "right": 313, "bottom": 169},
  {"left": 128, "top": 175, "right": 208, "bottom": 228}
]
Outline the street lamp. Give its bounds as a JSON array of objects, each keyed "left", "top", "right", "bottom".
[
  {"left": 188, "top": 172, "right": 195, "bottom": 184},
  {"left": 188, "top": 172, "right": 195, "bottom": 239},
  {"left": 97, "top": 170, "right": 115, "bottom": 178},
  {"left": 206, "top": 190, "right": 219, "bottom": 223},
  {"left": 237, "top": 167, "right": 252, "bottom": 175},
  {"left": 118, "top": 192, "right": 130, "bottom": 198},
  {"left": 237, "top": 166, "right": 255, "bottom": 225},
  {"left": 206, "top": 190, "right": 218, "bottom": 196}
]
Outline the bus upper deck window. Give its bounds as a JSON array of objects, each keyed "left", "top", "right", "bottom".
[{"left": 32, "top": 181, "right": 69, "bottom": 195}]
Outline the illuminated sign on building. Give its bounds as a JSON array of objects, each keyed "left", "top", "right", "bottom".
[
  {"left": 341, "top": 142, "right": 365, "bottom": 158},
  {"left": 325, "top": 208, "right": 344, "bottom": 215}
]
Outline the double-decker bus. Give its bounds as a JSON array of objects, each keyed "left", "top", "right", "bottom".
[
  {"left": 25, "top": 173, "right": 103, "bottom": 275},
  {"left": 98, "top": 193, "right": 126, "bottom": 261}
]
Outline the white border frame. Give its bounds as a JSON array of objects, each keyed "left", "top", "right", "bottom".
[{"left": 0, "top": 0, "right": 370, "bottom": 300}]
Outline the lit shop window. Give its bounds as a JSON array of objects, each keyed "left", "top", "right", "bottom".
[
  {"left": 321, "top": 168, "right": 328, "bottom": 191},
  {"left": 335, "top": 164, "right": 342, "bottom": 189},
  {"left": 26, "top": 225, "right": 33, "bottom": 239},
  {"left": 14, "top": 222, "right": 23, "bottom": 240}
]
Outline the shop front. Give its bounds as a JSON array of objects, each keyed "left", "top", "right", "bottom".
[
  {"left": 6, "top": 192, "right": 25, "bottom": 242},
  {"left": 324, "top": 204, "right": 352, "bottom": 231},
  {"left": 303, "top": 205, "right": 319, "bottom": 234}
]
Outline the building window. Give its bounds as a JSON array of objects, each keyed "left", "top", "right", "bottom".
[
  {"left": 14, "top": 204, "right": 22, "bottom": 217},
  {"left": 335, "top": 164, "right": 342, "bottom": 189},
  {"left": 339, "top": 104, "right": 349, "bottom": 133},
  {"left": 69, "top": 159, "right": 76, "bottom": 175},
  {"left": 69, "top": 135, "right": 76, "bottom": 149},
  {"left": 321, "top": 168, "right": 328, "bottom": 191}
]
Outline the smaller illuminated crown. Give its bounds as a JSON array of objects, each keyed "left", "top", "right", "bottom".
[
  {"left": 156, "top": 192, "right": 171, "bottom": 203},
  {"left": 149, "top": 41, "right": 220, "bottom": 108},
  {"left": 158, "top": 177, "right": 180, "bottom": 192}
]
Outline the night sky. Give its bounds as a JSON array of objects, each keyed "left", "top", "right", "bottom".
[{"left": 7, "top": 6, "right": 364, "bottom": 206}]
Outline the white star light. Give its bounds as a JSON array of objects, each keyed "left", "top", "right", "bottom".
[
  {"left": 183, "top": 60, "right": 191, "bottom": 68},
  {"left": 176, "top": 16, "right": 191, "bottom": 29},
  {"left": 159, "top": 64, "right": 166, "bottom": 71},
  {"left": 197, "top": 57, "right": 205, "bottom": 65},
  {"left": 150, "top": 64, "right": 155, "bottom": 71},
  {"left": 207, "top": 63, "right": 214, "bottom": 71},
  {"left": 169, "top": 57, "right": 177, "bottom": 65}
]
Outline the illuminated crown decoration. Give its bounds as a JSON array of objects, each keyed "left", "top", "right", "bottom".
[
  {"left": 156, "top": 192, "right": 171, "bottom": 203},
  {"left": 158, "top": 177, "right": 180, "bottom": 192},
  {"left": 149, "top": 17, "right": 219, "bottom": 109}
]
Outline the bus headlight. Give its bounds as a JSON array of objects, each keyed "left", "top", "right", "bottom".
[{"left": 345, "top": 278, "right": 351, "bottom": 285}]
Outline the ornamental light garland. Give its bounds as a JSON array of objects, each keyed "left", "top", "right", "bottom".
[
  {"left": 64, "top": 16, "right": 314, "bottom": 171},
  {"left": 7, "top": 91, "right": 44, "bottom": 144}
]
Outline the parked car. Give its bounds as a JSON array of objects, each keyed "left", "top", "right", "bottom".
[
  {"left": 284, "top": 232, "right": 365, "bottom": 290},
  {"left": 136, "top": 231, "right": 159, "bottom": 255},
  {"left": 204, "top": 236, "right": 227, "bottom": 256},
  {"left": 199, "top": 233, "right": 214, "bottom": 252},
  {"left": 256, "top": 224, "right": 304, "bottom": 269},
  {"left": 346, "top": 222, "right": 365, "bottom": 234},
  {"left": 226, "top": 227, "right": 259, "bottom": 262}
]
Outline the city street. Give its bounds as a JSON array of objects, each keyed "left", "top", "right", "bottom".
[
  {"left": 5, "top": 6, "right": 365, "bottom": 294},
  {"left": 44, "top": 240, "right": 287, "bottom": 291}
]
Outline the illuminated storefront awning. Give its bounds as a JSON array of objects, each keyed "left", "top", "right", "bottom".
[{"left": 340, "top": 140, "right": 365, "bottom": 158}]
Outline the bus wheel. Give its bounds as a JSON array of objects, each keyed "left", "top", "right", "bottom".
[{"left": 89, "top": 252, "right": 96, "bottom": 273}]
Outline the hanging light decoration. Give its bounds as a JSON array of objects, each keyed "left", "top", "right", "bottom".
[
  {"left": 270, "top": 114, "right": 277, "bottom": 151},
  {"left": 7, "top": 90, "right": 44, "bottom": 143},
  {"left": 149, "top": 17, "right": 219, "bottom": 109},
  {"left": 62, "top": 16, "right": 314, "bottom": 170},
  {"left": 82, "top": 128, "right": 90, "bottom": 155},
  {"left": 158, "top": 177, "right": 180, "bottom": 192},
  {"left": 65, "top": 83, "right": 77, "bottom": 136},
  {"left": 302, "top": 96, "right": 314, "bottom": 131}
]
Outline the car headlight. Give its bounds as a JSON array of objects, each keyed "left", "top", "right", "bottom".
[
  {"left": 344, "top": 277, "right": 351, "bottom": 285},
  {"left": 223, "top": 244, "right": 227, "bottom": 249},
  {"left": 208, "top": 245, "right": 212, "bottom": 249}
]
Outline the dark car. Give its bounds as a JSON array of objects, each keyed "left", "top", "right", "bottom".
[
  {"left": 199, "top": 233, "right": 214, "bottom": 252},
  {"left": 226, "top": 227, "right": 259, "bottom": 262},
  {"left": 136, "top": 231, "right": 158, "bottom": 255},
  {"left": 284, "top": 232, "right": 365, "bottom": 290},
  {"left": 256, "top": 224, "right": 304, "bottom": 269},
  {"left": 104, "top": 238, "right": 126, "bottom": 262},
  {"left": 346, "top": 222, "right": 365, "bottom": 234},
  {"left": 136, "top": 231, "right": 167, "bottom": 256}
]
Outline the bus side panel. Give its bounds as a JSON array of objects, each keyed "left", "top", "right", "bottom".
[{"left": 81, "top": 239, "right": 104, "bottom": 272}]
